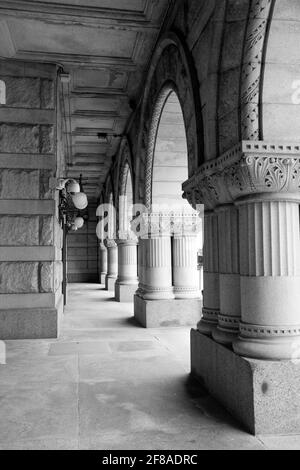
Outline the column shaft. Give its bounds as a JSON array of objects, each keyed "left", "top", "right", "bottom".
[
  {"left": 105, "top": 240, "right": 118, "bottom": 291},
  {"left": 213, "top": 205, "right": 241, "bottom": 345},
  {"left": 234, "top": 197, "right": 300, "bottom": 360},
  {"left": 172, "top": 235, "right": 201, "bottom": 299},
  {"left": 99, "top": 242, "right": 107, "bottom": 285},
  {"left": 198, "top": 211, "right": 220, "bottom": 335},
  {"left": 143, "top": 235, "right": 174, "bottom": 300}
]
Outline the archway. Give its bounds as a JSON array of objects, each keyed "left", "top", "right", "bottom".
[
  {"left": 136, "top": 32, "right": 204, "bottom": 208},
  {"left": 151, "top": 87, "right": 191, "bottom": 211}
]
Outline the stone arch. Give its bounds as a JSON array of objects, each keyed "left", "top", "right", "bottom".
[
  {"left": 117, "top": 137, "right": 135, "bottom": 200},
  {"left": 136, "top": 31, "right": 204, "bottom": 208}
]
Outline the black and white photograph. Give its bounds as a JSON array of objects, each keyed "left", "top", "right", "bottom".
[{"left": 0, "top": 0, "right": 299, "bottom": 454}]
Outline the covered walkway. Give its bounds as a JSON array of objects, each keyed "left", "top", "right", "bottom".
[{"left": 0, "top": 284, "right": 296, "bottom": 450}]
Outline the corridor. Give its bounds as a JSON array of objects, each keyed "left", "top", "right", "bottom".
[{"left": 0, "top": 284, "right": 297, "bottom": 450}]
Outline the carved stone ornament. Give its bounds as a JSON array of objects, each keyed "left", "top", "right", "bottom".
[
  {"left": 138, "top": 212, "right": 201, "bottom": 237},
  {"left": 104, "top": 239, "right": 117, "bottom": 249},
  {"left": 183, "top": 141, "right": 300, "bottom": 210}
]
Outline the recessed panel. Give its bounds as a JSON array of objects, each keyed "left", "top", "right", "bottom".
[{"left": 8, "top": 19, "right": 137, "bottom": 58}]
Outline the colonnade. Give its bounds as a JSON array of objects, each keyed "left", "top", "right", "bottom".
[{"left": 97, "top": 209, "right": 202, "bottom": 325}]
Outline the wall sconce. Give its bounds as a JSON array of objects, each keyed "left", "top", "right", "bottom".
[
  {"left": 56, "top": 175, "right": 88, "bottom": 231},
  {"left": 56, "top": 177, "right": 88, "bottom": 210}
]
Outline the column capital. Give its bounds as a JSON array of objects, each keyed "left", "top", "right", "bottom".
[
  {"left": 117, "top": 231, "right": 138, "bottom": 244},
  {"left": 104, "top": 239, "right": 117, "bottom": 249},
  {"left": 139, "top": 212, "right": 201, "bottom": 238},
  {"left": 183, "top": 140, "right": 300, "bottom": 210}
]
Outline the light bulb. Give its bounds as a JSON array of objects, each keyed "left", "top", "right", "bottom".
[
  {"left": 72, "top": 192, "right": 88, "bottom": 210},
  {"left": 74, "top": 217, "right": 84, "bottom": 229},
  {"left": 66, "top": 180, "right": 80, "bottom": 194}
]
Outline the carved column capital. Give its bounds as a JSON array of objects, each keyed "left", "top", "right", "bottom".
[
  {"left": 104, "top": 239, "right": 117, "bottom": 249},
  {"left": 183, "top": 141, "right": 300, "bottom": 210}
]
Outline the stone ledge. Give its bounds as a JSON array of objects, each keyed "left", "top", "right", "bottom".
[
  {"left": 134, "top": 295, "right": 202, "bottom": 328},
  {"left": 0, "top": 305, "right": 62, "bottom": 339},
  {"left": 191, "top": 329, "right": 300, "bottom": 435}
]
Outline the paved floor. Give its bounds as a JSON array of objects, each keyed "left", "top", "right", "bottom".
[{"left": 0, "top": 283, "right": 299, "bottom": 450}]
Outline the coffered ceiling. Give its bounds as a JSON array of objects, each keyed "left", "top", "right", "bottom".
[{"left": 0, "top": 0, "right": 172, "bottom": 201}]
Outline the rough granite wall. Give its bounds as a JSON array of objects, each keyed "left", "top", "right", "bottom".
[{"left": 0, "top": 60, "right": 63, "bottom": 339}]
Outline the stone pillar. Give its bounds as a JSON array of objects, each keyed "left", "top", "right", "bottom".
[
  {"left": 197, "top": 211, "right": 219, "bottom": 335},
  {"left": 115, "top": 238, "right": 138, "bottom": 302},
  {"left": 212, "top": 204, "right": 240, "bottom": 345},
  {"left": 105, "top": 239, "right": 118, "bottom": 292},
  {"left": 143, "top": 233, "right": 174, "bottom": 301},
  {"left": 99, "top": 241, "right": 107, "bottom": 285},
  {"left": 0, "top": 59, "right": 63, "bottom": 339},
  {"left": 172, "top": 234, "right": 200, "bottom": 299},
  {"left": 134, "top": 212, "right": 202, "bottom": 328},
  {"left": 233, "top": 195, "right": 300, "bottom": 360},
  {"left": 136, "top": 237, "right": 145, "bottom": 296},
  {"left": 184, "top": 141, "right": 300, "bottom": 434}
]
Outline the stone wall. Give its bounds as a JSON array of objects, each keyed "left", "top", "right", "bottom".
[
  {"left": 67, "top": 202, "right": 98, "bottom": 283},
  {"left": 0, "top": 59, "right": 63, "bottom": 339}
]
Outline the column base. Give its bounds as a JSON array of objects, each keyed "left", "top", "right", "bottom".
[
  {"left": 191, "top": 329, "right": 300, "bottom": 435},
  {"left": 105, "top": 275, "right": 117, "bottom": 292},
  {"left": 100, "top": 272, "right": 107, "bottom": 285},
  {"left": 134, "top": 294, "right": 202, "bottom": 328},
  {"left": 233, "top": 334, "right": 300, "bottom": 361},
  {"left": 212, "top": 327, "right": 238, "bottom": 346},
  {"left": 197, "top": 308, "right": 219, "bottom": 336},
  {"left": 115, "top": 282, "right": 138, "bottom": 303}
]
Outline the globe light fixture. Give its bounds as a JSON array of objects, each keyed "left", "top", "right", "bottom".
[
  {"left": 72, "top": 192, "right": 88, "bottom": 210},
  {"left": 73, "top": 217, "right": 84, "bottom": 229}
]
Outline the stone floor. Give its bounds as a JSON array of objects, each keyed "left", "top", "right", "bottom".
[{"left": 0, "top": 283, "right": 299, "bottom": 450}]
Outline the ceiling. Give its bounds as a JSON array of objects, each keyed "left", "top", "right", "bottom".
[{"left": 0, "top": 0, "right": 171, "bottom": 201}]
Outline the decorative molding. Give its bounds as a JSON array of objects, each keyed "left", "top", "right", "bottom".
[
  {"left": 240, "top": 323, "right": 300, "bottom": 338},
  {"left": 201, "top": 308, "right": 219, "bottom": 322},
  {"left": 183, "top": 141, "right": 300, "bottom": 210},
  {"left": 240, "top": 0, "right": 275, "bottom": 140},
  {"left": 104, "top": 239, "right": 117, "bottom": 249},
  {"left": 139, "top": 212, "right": 201, "bottom": 237}
]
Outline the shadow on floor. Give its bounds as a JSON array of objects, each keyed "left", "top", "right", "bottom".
[
  {"left": 184, "top": 374, "right": 245, "bottom": 432},
  {"left": 122, "top": 316, "right": 144, "bottom": 328}
]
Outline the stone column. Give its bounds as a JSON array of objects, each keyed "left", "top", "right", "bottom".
[
  {"left": 233, "top": 195, "right": 300, "bottom": 360},
  {"left": 212, "top": 204, "right": 241, "bottom": 345},
  {"left": 105, "top": 239, "right": 118, "bottom": 292},
  {"left": 197, "top": 211, "right": 220, "bottom": 335},
  {"left": 115, "top": 237, "right": 138, "bottom": 302},
  {"left": 143, "top": 233, "right": 174, "bottom": 300},
  {"left": 99, "top": 241, "right": 107, "bottom": 285},
  {"left": 136, "top": 237, "right": 146, "bottom": 297},
  {"left": 172, "top": 234, "right": 200, "bottom": 299}
]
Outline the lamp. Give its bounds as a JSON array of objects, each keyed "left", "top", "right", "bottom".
[
  {"left": 73, "top": 217, "right": 84, "bottom": 229},
  {"left": 72, "top": 192, "right": 88, "bottom": 210},
  {"left": 57, "top": 175, "right": 88, "bottom": 231}
]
